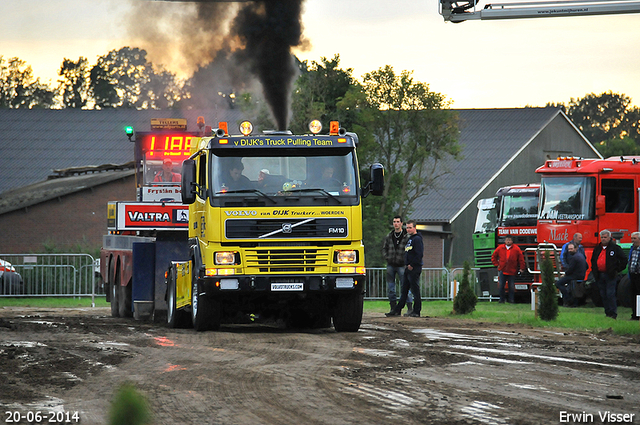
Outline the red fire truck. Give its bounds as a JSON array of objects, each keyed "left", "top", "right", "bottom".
[{"left": 536, "top": 156, "right": 636, "bottom": 306}]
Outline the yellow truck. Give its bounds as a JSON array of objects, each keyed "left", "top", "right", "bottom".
[{"left": 166, "top": 120, "right": 384, "bottom": 331}]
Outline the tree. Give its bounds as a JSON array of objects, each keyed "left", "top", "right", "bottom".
[
  {"left": 0, "top": 56, "right": 56, "bottom": 109},
  {"left": 89, "top": 47, "right": 183, "bottom": 109},
  {"left": 58, "top": 57, "right": 90, "bottom": 109},
  {"left": 290, "top": 55, "right": 356, "bottom": 134},
  {"left": 561, "top": 91, "right": 640, "bottom": 157},
  {"left": 340, "top": 66, "right": 460, "bottom": 266},
  {"left": 357, "top": 66, "right": 461, "bottom": 220},
  {"left": 453, "top": 260, "right": 478, "bottom": 314},
  {"left": 538, "top": 251, "right": 559, "bottom": 321},
  {"left": 596, "top": 136, "right": 640, "bottom": 158}
]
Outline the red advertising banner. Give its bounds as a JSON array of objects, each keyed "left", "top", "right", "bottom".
[{"left": 119, "top": 203, "right": 189, "bottom": 229}]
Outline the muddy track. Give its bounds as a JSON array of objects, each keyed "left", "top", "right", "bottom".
[{"left": 1, "top": 307, "right": 638, "bottom": 424}]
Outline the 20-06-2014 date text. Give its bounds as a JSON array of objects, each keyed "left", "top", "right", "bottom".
[{"left": 4, "top": 411, "right": 80, "bottom": 423}]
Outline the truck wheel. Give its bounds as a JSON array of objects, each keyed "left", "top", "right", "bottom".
[
  {"left": 110, "top": 262, "right": 120, "bottom": 318},
  {"left": 332, "top": 292, "right": 364, "bottom": 332},
  {"left": 191, "top": 280, "right": 221, "bottom": 331},
  {"left": 617, "top": 275, "right": 632, "bottom": 308},
  {"left": 167, "top": 268, "right": 189, "bottom": 328},
  {"left": 119, "top": 283, "right": 133, "bottom": 318}
]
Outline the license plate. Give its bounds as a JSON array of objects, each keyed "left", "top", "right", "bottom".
[
  {"left": 271, "top": 283, "right": 304, "bottom": 291},
  {"left": 515, "top": 284, "right": 529, "bottom": 290}
]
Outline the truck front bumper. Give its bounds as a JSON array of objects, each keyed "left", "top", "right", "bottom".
[{"left": 200, "top": 274, "right": 364, "bottom": 294}]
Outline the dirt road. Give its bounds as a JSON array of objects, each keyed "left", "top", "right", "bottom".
[{"left": 1, "top": 307, "right": 638, "bottom": 424}]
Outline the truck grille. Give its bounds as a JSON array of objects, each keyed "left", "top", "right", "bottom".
[
  {"left": 245, "top": 247, "right": 331, "bottom": 273},
  {"left": 225, "top": 218, "right": 348, "bottom": 239},
  {"left": 474, "top": 248, "right": 494, "bottom": 268}
]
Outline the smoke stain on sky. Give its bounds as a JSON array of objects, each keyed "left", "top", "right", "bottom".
[{"left": 126, "top": 0, "right": 310, "bottom": 130}]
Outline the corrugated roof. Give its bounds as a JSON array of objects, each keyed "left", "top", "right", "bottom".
[
  {"left": 411, "top": 107, "right": 565, "bottom": 222},
  {"left": 0, "top": 109, "right": 245, "bottom": 195},
  {"left": 0, "top": 168, "right": 136, "bottom": 215}
]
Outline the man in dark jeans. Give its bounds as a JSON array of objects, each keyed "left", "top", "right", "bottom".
[
  {"left": 382, "top": 215, "right": 412, "bottom": 315},
  {"left": 591, "top": 229, "right": 627, "bottom": 319},
  {"left": 386, "top": 220, "right": 423, "bottom": 318}
]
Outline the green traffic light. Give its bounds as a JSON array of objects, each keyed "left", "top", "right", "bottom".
[{"left": 125, "top": 126, "right": 134, "bottom": 136}]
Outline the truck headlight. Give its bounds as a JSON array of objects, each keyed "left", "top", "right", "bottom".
[
  {"left": 215, "top": 252, "right": 237, "bottom": 265},
  {"left": 335, "top": 250, "right": 357, "bottom": 264}
]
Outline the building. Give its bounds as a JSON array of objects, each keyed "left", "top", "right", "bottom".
[
  {"left": 0, "top": 109, "right": 244, "bottom": 253},
  {"left": 411, "top": 107, "right": 601, "bottom": 268}
]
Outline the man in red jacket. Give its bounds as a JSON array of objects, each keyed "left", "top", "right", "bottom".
[{"left": 491, "top": 236, "right": 525, "bottom": 303}]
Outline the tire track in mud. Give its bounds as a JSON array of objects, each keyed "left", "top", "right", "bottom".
[
  {"left": 106, "top": 325, "right": 382, "bottom": 425},
  {"left": 336, "top": 318, "right": 640, "bottom": 424}
]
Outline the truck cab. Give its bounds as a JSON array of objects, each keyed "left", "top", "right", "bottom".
[{"left": 167, "top": 120, "right": 384, "bottom": 331}]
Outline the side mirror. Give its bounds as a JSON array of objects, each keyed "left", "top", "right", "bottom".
[
  {"left": 596, "top": 194, "right": 606, "bottom": 216},
  {"left": 363, "top": 163, "right": 384, "bottom": 198},
  {"left": 370, "top": 163, "right": 384, "bottom": 196},
  {"left": 181, "top": 159, "right": 197, "bottom": 204}
]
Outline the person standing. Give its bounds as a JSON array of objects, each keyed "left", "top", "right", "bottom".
[
  {"left": 386, "top": 220, "right": 423, "bottom": 318},
  {"left": 491, "top": 236, "right": 525, "bottom": 303},
  {"left": 627, "top": 232, "right": 640, "bottom": 320},
  {"left": 554, "top": 242, "right": 587, "bottom": 307},
  {"left": 382, "top": 216, "right": 412, "bottom": 315},
  {"left": 560, "top": 233, "right": 585, "bottom": 270},
  {"left": 591, "top": 229, "right": 627, "bottom": 319}
]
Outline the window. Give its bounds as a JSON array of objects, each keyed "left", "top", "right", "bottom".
[{"left": 602, "top": 179, "right": 634, "bottom": 213}]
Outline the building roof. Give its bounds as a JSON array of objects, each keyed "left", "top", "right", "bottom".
[
  {"left": 0, "top": 166, "right": 136, "bottom": 215},
  {"left": 411, "top": 107, "right": 600, "bottom": 223},
  {"left": 0, "top": 108, "right": 246, "bottom": 195}
]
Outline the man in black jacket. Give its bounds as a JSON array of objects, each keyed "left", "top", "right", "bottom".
[
  {"left": 591, "top": 230, "right": 627, "bottom": 319},
  {"left": 555, "top": 242, "right": 587, "bottom": 307},
  {"left": 386, "top": 220, "right": 423, "bottom": 317},
  {"left": 382, "top": 216, "right": 412, "bottom": 315}
]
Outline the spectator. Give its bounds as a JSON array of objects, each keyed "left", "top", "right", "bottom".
[
  {"left": 554, "top": 242, "right": 587, "bottom": 307},
  {"left": 386, "top": 220, "right": 423, "bottom": 318},
  {"left": 560, "top": 233, "right": 585, "bottom": 270},
  {"left": 381, "top": 215, "right": 412, "bottom": 315},
  {"left": 491, "top": 236, "right": 525, "bottom": 303},
  {"left": 590, "top": 229, "right": 627, "bottom": 319},
  {"left": 627, "top": 232, "right": 640, "bottom": 320}
]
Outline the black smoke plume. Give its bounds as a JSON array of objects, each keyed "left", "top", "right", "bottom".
[
  {"left": 127, "top": 0, "right": 307, "bottom": 130},
  {"left": 231, "top": 1, "right": 304, "bottom": 130}
]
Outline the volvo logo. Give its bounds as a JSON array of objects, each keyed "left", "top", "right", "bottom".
[{"left": 282, "top": 223, "right": 293, "bottom": 233}]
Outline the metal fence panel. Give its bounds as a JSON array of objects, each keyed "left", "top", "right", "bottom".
[
  {"left": 365, "top": 267, "right": 451, "bottom": 300},
  {"left": 0, "top": 254, "right": 103, "bottom": 297}
]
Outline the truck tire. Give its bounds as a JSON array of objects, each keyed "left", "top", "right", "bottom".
[
  {"left": 110, "top": 262, "right": 120, "bottom": 318},
  {"left": 617, "top": 275, "right": 632, "bottom": 308},
  {"left": 119, "top": 283, "right": 133, "bottom": 318},
  {"left": 191, "top": 280, "right": 221, "bottom": 331},
  {"left": 167, "top": 268, "right": 190, "bottom": 328},
  {"left": 332, "top": 292, "right": 364, "bottom": 332}
]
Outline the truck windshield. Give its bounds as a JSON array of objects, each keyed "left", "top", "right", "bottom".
[
  {"left": 210, "top": 149, "right": 358, "bottom": 202},
  {"left": 500, "top": 194, "right": 538, "bottom": 226},
  {"left": 538, "top": 176, "right": 596, "bottom": 220},
  {"left": 474, "top": 198, "right": 497, "bottom": 233}
]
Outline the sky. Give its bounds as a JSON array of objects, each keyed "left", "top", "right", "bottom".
[{"left": 1, "top": 0, "right": 640, "bottom": 109}]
